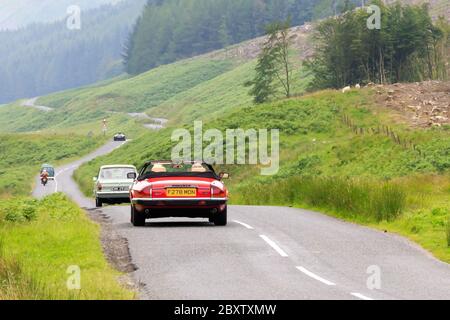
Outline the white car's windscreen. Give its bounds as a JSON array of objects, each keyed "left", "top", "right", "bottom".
[{"left": 100, "top": 168, "right": 135, "bottom": 180}]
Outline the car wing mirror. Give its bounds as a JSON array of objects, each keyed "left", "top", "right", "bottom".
[
  {"left": 219, "top": 172, "right": 229, "bottom": 180},
  {"left": 127, "top": 172, "right": 137, "bottom": 180}
]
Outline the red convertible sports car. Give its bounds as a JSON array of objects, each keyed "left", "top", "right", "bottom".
[{"left": 129, "top": 161, "right": 229, "bottom": 227}]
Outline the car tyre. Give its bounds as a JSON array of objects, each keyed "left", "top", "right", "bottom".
[
  {"left": 96, "top": 197, "right": 103, "bottom": 208},
  {"left": 131, "top": 205, "right": 146, "bottom": 227},
  {"left": 213, "top": 207, "right": 227, "bottom": 226}
]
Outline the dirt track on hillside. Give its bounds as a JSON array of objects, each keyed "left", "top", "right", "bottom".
[{"left": 373, "top": 81, "right": 450, "bottom": 128}]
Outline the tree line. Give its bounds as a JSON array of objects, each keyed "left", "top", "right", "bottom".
[
  {"left": 247, "top": 1, "right": 449, "bottom": 103},
  {"left": 306, "top": 0, "right": 449, "bottom": 90},
  {"left": 124, "top": 0, "right": 360, "bottom": 75},
  {"left": 0, "top": 0, "right": 145, "bottom": 104}
]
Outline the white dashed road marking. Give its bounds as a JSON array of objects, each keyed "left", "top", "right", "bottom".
[
  {"left": 233, "top": 220, "right": 254, "bottom": 229},
  {"left": 260, "top": 235, "right": 288, "bottom": 257},
  {"left": 351, "top": 292, "right": 374, "bottom": 300},
  {"left": 296, "top": 266, "right": 336, "bottom": 286}
]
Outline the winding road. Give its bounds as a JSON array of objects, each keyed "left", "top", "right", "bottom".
[
  {"left": 33, "top": 142, "right": 450, "bottom": 300},
  {"left": 21, "top": 97, "right": 54, "bottom": 112}
]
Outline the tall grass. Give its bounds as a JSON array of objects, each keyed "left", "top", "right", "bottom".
[
  {"left": 446, "top": 216, "right": 450, "bottom": 247},
  {"left": 0, "top": 194, "right": 134, "bottom": 300},
  {"left": 234, "top": 176, "right": 406, "bottom": 222}
]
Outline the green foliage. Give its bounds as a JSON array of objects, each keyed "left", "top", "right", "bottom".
[
  {"left": 125, "top": 0, "right": 360, "bottom": 75},
  {"left": 307, "top": 1, "right": 449, "bottom": 89},
  {"left": 2, "top": 199, "right": 39, "bottom": 223},
  {"left": 246, "top": 19, "right": 293, "bottom": 103},
  {"left": 0, "top": 58, "right": 236, "bottom": 132},
  {"left": 234, "top": 176, "right": 406, "bottom": 222},
  {"left": 0, "top": 0, "right": 146, "bottom": 104}
]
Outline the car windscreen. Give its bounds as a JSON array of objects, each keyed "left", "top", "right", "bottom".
[
  {"left": 41, "top": 167, "right": 55, "bottom": 176},
  {"left": 100, "top": 168, "right": 135, "bottom": 180},
  {"left": 139, "top": 163, "right": 218, "bottom": 180}
]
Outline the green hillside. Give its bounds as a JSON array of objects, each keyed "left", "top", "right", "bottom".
[{"left": 0, "top": 43, "right": 310, "bottom": 132}]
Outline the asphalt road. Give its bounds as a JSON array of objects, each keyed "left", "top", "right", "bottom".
[{"left": 33, "top": 142, "right": 450, "bottom": 300}]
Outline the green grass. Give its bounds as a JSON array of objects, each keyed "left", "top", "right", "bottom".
[
  {"left": 0, "top": 58, "right": 237, "bottom": 133},
  {"left": 148, "top": 59, "right": 312, "bottom": 125},
  {"left": 234, "top": 176, "right": 406, "bottom": 222},
  {"left": 0, "top": 193, "right": 134, "bottom": 300},
  {"left": 0, "top": 131, "right": 135, "bottom": 299},
  {"left": 0, "top": 44, "right": 312, "bottom": 133},
  {"left": 447, "top": 215, "right": 450, "bottom": 247},
  {"left": 0, "top": 133, "right": 106, "bottom": 196}
]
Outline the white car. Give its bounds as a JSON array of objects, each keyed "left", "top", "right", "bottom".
[{"left": 93, "top": 165, "right": 137, "bottom": 207}]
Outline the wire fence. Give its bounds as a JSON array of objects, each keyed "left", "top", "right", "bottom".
[{"left": 340, "top": 113, "right": 424, "bottom": 156}]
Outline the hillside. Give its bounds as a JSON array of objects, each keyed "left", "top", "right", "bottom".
[
  {"left": 0, "top": 0, "right": 123, "bottom": 30},
  {"left": 0, "top": 0, "right": 146, "bottom": 103},
  {"left": 73, "top": 86, "right": 450, "bottom": 261},
  {"left": 0, "top": 38, "right": 308, "bottom": 132},
  {"left": 124, "top": 0, "right": 360, "bottom": 75}
]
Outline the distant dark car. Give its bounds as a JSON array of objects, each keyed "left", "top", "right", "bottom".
[{"left": 113, "top": 133, "right": 126, "bottom": 141}]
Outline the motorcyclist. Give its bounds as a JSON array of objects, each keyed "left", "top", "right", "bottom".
[{"left": 40, "top": 169, "right": 49, "bottom": 185}]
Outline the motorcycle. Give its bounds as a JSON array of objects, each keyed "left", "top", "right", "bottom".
[{"left": 41, "top": 177, "right": 48, "bottom": 186}]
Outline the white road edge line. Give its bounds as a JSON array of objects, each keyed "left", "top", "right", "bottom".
[
  {"left": 296, "top": 266, "right": 336, "bottom": 286},
  {"left": 233, "top": 220, "right": 254, "bottom": 229},
  {"left": 350, "top": 293, "right": 374, "bottom": 300},
  {"left": 259, "top": 235, "right": 288, "bottom": 257},
  {"left": 54, "top": 165, "right": 76, "bottom": 193}
]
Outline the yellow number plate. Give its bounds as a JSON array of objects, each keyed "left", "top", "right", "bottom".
[{"left": 166, "top": 188, "right": 197, "bottom": 197}]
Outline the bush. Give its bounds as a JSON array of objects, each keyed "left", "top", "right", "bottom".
[{"left": 2, "top": 199, "right": 39, "bottom": 223}]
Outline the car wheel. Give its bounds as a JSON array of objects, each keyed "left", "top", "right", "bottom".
[
  {"left": 96, "top": 198, "right": 103, "bottom": 208},
  {"left": 131, "top": 205, "right": 146, "bottom": 227},
  {"left": 213, "top": 207, "right": 227, "bottom": 226}
]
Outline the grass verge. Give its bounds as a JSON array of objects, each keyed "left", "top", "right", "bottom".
[{"left": 0, "top": 193, "right": 134, "bottom": 300}]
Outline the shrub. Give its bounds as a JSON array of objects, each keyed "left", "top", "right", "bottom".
[
  {"left": 5, "top": 210, "right": 26, "bottom": 223},
  {"left": 2, "top": 199, "right": 39, "bottom": 223}
]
